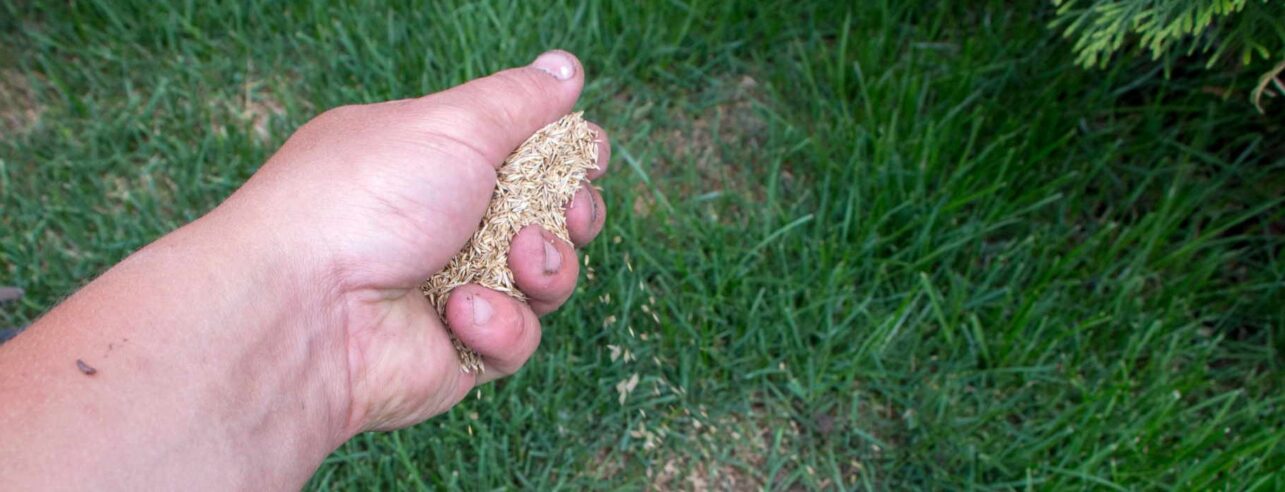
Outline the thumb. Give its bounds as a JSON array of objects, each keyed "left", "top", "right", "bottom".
[{"left": 413, "top": 50, "right": 585, "bottom": 168}]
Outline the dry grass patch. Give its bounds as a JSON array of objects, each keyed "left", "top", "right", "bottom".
[
  {"left": 639, "top": 75, "right": 776, "bottom": 224},
  {"left": 0, "top": 69, "right": 44, "bottom": 137},
  {"left": 660, "top": 75, "right": 766, "bottom": 178},
  {"left": 643, "top": 408, "right": 803, "bottom": 491},
  {"left": 207, "top": 75, "right": 291, "bottom": 142}
]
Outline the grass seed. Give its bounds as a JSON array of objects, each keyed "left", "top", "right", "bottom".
[{"left": 421, "top": 113, "right": 597, "bottom": 373}]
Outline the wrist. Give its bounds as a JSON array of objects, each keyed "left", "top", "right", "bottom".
[
  {"left": 124, "top": 205, "right": 357, "bottom": 485},
  {"left": 184, "top": 203, "right": 356, "bottom": 446}
]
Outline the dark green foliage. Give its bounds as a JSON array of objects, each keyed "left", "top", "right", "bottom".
[{"left": 1052, "top": 0, "right": 1285, "bottom": 69}]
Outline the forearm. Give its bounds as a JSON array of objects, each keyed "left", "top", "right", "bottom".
[{"left": 0, "top": 207, "right": 352, "bottom": 489}]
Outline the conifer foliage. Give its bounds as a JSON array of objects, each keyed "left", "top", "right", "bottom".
[{"left": 1052, "top": 0, "right": 1284, "bottom": 69}]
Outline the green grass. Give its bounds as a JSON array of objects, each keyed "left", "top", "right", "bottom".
[{"left": 3, "top": 0, "right": 1283, "bottom": 489}]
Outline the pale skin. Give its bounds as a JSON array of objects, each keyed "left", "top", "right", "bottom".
[{"left": 0, "top": 50, "right": 610, "bottom": 489}]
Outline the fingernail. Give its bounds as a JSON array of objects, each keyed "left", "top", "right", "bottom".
[
  {"left": 543, "top": 237, "right": 562, "bottom": 274},
  {"left": 595, "top": 137, "right": 609, "bottom": 170},
  {"left": 585, "top": 184, "right": 598, "bottom": 224},
  {"left": 531, "top": 51, "right": 576, "bottom": 81},
  {"left": 471, "top": 295, "right": 493, "bottom": 326}
]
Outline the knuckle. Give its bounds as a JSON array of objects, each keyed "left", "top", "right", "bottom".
[
  {"left": 494, "top": 305, "right": 540, "bottom": 371},
  {"left": 553, "top": 259, "right": 580, "bottom": 296},
  {"left": 496, "top": 308, "right": 528, "bottom": 351},
  {"left": 489, "top": 70, "right": 557, "bottom": 118},
  {"left": 317, "top": 103, "right": 363, "bottom": 122},
  {"left": 303, "top": 104, "right": 375, "bottom": 136},
  {"left": 515, "top": 308, "right": 542, "bottom": 361},
  {"left": 494, "top": 69, "right": 555, "bottom": 99},
  {"left": 523, "top": 316, "right": 543, "bottom": 359}
]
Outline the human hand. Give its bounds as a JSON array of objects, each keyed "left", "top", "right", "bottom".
[{"left": 214, "top": 50, "right": 609, "bottom": 433}]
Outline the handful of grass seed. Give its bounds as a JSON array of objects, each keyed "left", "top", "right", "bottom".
[{"left": 421, "top": 113, "right": 597, "bottom": 373}]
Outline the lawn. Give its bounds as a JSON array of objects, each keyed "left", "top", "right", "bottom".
[{"left": 2, "top": 0, "right": 1283, "bottom": 489}]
